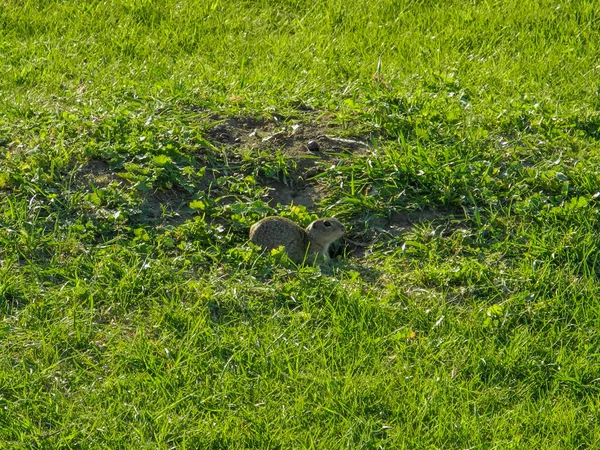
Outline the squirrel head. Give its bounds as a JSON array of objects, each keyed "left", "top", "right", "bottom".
[{"left": 305, "top": 217, "right": 345, "bottom": 245}]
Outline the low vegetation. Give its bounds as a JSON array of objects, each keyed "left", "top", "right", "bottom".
[{"left": 1, "top": 0, "right": 600, "bottom": 447}]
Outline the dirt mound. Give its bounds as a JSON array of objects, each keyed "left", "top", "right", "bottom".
[
  {"left": 206, "top": 116, "right": 371, "bottom": 157},
  {"left": 206, "top": 115, "right": 374, "bottom": 209}
]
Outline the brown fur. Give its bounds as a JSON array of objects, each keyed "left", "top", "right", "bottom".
[{"left": 250, "top": 216, "right": 345, "bottom": 264}]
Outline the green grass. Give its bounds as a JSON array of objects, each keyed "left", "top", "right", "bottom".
[{"left": 2, "top": 0, "right": 600, "bottom": 448}]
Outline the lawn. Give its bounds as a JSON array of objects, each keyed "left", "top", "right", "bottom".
[{"left": 1, "top": 0, "right": 600, "bottom": 448}]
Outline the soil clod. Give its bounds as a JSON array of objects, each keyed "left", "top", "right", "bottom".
[{"left": 307, "top": 140, "right": 320, "bottom": 152}]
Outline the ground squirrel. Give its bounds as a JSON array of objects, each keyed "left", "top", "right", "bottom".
[{"left": 249, "top": 216, "right": 345, "bottom": 264}]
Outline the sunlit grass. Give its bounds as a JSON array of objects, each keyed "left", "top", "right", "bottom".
[{"left": 1, "top": 0, "right": 600, "bottom": 448}]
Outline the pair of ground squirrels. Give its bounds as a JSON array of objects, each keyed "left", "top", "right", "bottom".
[{"left": 249, "top": 216, "right": 345, "bottom": 264}]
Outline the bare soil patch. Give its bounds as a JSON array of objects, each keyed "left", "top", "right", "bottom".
[
  {"left": 206, "top": 115, "right": 374, "bottom": 210},
  {"left": 344, "top": 207, "right": 463, "bottom": 258},
  {"left": 75, "top": 116, "right": 460, "bottom": 254},
  {"left": 77, "top": 159, "right": 201, "bottom": 227},
  {"left": 77, "top": 159, "right": 122, "bottom": 188},
  {"left": 206, "top": 115, "right": 372, "bottom": 157}
]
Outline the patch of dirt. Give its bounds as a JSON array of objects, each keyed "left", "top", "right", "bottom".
[
  {"left": 78, "top": 159, "right": 123, "bottom": 188},
  {"left": 206, "top": 115, "right": 373, "bottom": 157},
  {"left": 138, "top": 190, "right": 194, "bottom": 227},
  {"left": 344, "top": 207, "right": 463, "bottom": 258},
  {"left": 205, "top": 116, "right": 467, "bottom": 259},
  {"left": 206, "top": 115, "right": 376, "bottom": 210},
  {"left": 386, "top": 208, "right": 461, "bottom": 232},
  {"left": 77, "top": 158, "right": 204, "bottom": 227},
  {"left": 266, "top": 181, "right": 323, "bottom": 209}
]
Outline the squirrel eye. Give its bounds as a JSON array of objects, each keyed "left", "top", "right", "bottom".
[{"left": 323, "top": 221, "right": 331, "bottom": 227}]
